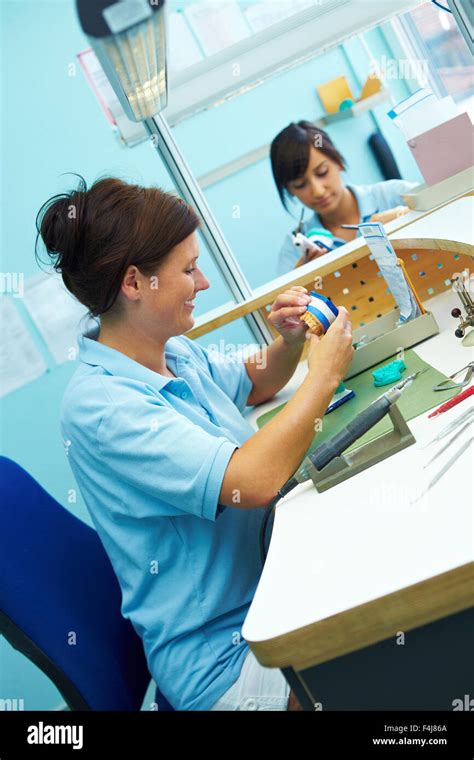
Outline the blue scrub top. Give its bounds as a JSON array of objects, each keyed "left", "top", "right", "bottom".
[
  {"left": 61, "top": 323, "right": 264, "bottom": 710},
  {"left": 277, "top": 179, "right": 418, "bottom": 275}
]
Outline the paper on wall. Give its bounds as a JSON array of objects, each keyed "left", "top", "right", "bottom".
[
  {"left": 23, "top": 274, "right": 89, "bottom": 365},
  {"left": 183, "top": 1, "right": 251, "bottom": 57},
  {"left": 0, "top": 297, "right": 47, "bottom": 397},
  {"left": 77, "top": 49, "right": 148, "bottom": 148},
  {"left": 244, "top": 0, "right": 314, "bottom": 33},
  {"left": 168, "top": 12, "right": 204, "bottom": 72}
]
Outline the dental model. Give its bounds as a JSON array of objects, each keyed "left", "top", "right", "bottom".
[{"left": 300, "top": 291, "right": 339, "bottom": 336}]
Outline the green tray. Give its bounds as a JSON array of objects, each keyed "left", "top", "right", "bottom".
[{"left": 256, "top": 349, "right": 460, "bottom": 456}]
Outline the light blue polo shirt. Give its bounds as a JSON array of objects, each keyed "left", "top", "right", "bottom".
[
  {"left": 277, "top": 179, "right": 418, "bottom": 275},
  {"left": 61, "top": 323, "right": 265, "bottom": 710}
]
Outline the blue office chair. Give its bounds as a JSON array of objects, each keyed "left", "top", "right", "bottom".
[{"left": 0, "top": 456, "right": 174, "bottom": 711}]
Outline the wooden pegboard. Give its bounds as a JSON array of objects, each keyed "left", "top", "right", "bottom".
[{"left": 263, "top": 248, "right": 472, "bottom": 335}]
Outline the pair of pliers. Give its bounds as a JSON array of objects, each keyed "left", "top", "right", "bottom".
[{"left": 432, "top": 362, "right": 474, "bottom": 391}]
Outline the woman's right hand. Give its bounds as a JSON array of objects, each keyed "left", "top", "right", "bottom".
[
  {"left": 294, "top": 242, "right": 327, "bottom": 268},
  {"left": 305, "top": 306, "right": 354, "bottom": 385},
  {"left": 219, "top": 305, "right": 354, "bottom": 509}
]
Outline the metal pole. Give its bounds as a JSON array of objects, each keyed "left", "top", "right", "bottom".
[{"left": 143, "top": 114, "right": 274, "bottom": 345}]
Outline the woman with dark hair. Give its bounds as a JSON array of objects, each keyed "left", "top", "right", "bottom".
[
  {"left": 270, "top": 121, "right": 418, "bottom": 274},
  {"left": 36, "top": 176, "right": 354, "bottom": 711}
]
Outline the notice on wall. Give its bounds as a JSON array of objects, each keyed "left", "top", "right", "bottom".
[
  {"left": 77, "top": 48, "right": 148, "bottom": 148},
  {"left": 168, "top": 12, "right": 204, "bottom": 72},
  {"left": 23, "top": 274, "right": 89, "bottom": 365},
  {"left": 0, "top": 297, "right": 47, "bottom": 398},
  {"left": 183, "top": 1, "right": 251, "bottom": 57}
]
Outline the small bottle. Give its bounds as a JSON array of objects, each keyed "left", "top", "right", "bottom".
[{"left": 300, "top": 292, "right": 338, "bottom": 336}]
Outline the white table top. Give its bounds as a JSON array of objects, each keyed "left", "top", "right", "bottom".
[
  {"left": 390, "top": 195, "right": 473, "bottom": 248},
  {"left": 242, "top": 288, "right": 474, "bottom": 646}
]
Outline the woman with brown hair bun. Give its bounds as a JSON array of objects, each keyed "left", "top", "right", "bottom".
[{"left": 36, "top": 175, "right": 353, "bottom": 711}]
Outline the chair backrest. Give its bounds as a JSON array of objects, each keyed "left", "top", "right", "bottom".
[{"left": 0, "top": 456, "right": 153, "bottom": 710}]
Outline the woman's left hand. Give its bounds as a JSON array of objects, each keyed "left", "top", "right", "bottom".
[{"left": 267, "top": 286, "right": 312, "bottom": 346}]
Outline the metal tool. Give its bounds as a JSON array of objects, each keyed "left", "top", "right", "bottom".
[
  {"left": 292, "top": 369, "right": 426, "bottom": 492},
  {"left": 308, "top": 370, "right": 421, "bottom": 472},
  {"left": 423, "top": 420, "right": 474, "bottom": 468},
  {"left": 392, "top": 368, "right": 428, "bottom": 391},
  {"left": 420, "top": 407, "right": 474, "bottom": 449},
  {"left": 293, "top": 207, "right": 305, "bottom": 237},
  {"left": 451, "top": 274, "right": 474, "bottom": 339},
  {"left": 432, "top": 362, "right": 474, "bottom": 391},
  {"left": 292, "top": 209, "right": 307, "bottom": 264},
  {"left": 413, "top": 436, "right": 474, "bottom": 503}
]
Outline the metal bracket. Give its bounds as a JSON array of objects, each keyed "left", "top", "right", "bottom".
[{"left": 306, "top": 403, "right": 415, "bottom": 493}]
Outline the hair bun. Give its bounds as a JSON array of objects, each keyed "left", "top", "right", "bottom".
[{"left": 35, "top": 175, "right": 87, "bottom": 274}]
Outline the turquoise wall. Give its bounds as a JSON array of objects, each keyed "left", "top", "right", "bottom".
[
  {"left": 175, "top": 29, "right": 423, "bottom": 289},
  {"left": 0, "top": 0, "right": 421, "bottom": 709}
]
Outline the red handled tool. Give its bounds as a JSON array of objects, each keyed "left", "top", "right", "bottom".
[{"left": 428, "top": 385, "right": 474, "bottom": 418}]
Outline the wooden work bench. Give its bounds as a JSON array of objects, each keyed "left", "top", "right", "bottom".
[
  {"left": 241, "top": 285, "right": 473, "bottom": 710},
  {"left": 235, "top": 195, "right": 473, "bottom": 710}
]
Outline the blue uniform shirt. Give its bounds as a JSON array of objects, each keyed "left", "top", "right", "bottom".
[
  {"left": 61, "top": 324, "right": 264, "bottom": 710},
  {"left": 277, "top": 179, "right": 418, "bottom": 275}
]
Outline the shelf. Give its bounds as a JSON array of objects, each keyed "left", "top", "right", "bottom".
[{"left": 316, "top": 90, "right": 390, "bottom": 125}]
